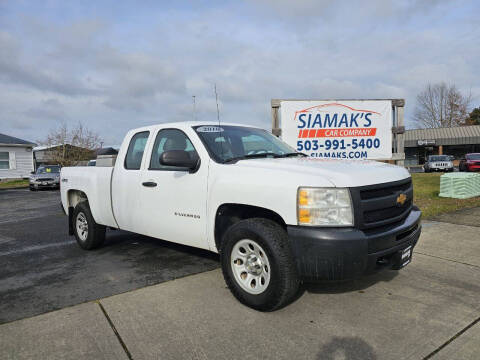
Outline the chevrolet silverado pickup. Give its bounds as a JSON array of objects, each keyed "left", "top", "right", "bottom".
[{"left": 60, "top": 121, "right": 422, "bottom": 311}]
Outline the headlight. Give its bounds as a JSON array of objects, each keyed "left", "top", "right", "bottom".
[{"left": 297, "top": 187, "right": 353, "bottom": 226}]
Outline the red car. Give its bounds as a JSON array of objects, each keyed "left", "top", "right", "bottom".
[{"left": 459, "top": 153, "right": 480, "bottom": 172}]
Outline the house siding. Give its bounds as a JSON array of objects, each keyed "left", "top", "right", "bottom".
[{"left": 0, "top": 146, "right": 34, "bottom": 179}]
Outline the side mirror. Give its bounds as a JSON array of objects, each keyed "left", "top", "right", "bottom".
[{"left": 160, "top": 150, "right": 199, "bottom": 171}]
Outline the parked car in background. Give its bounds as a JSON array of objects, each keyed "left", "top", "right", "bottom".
[
  {"left": 459, "top": 153, "right": 480, "bottom": 172},
  {"left": 29, "top": 165, "right": 61, "bottom": 190},
  {"left": 87, "top": 160, "right": 96, "bottom": 166},
  {"left": 423, "top": 155, "right": 454, "bottom": 173}
]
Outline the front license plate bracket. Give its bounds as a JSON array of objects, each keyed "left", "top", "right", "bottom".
[{"left": 392, "top": 245, "right": 412, "bottom": 270}]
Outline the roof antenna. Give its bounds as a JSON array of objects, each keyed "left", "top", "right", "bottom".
[
  {"left": 192, "top": 95, "right": 197, "bottom": 121},
  {"left": 214, "top": 83, "right": 224, "bottom": 159},
  {"left": 214, "top": 84, "right": 220, "bottom": 125}
]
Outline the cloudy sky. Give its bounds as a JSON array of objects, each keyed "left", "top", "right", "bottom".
[{"left": 1, "top": 0, "right": 479, "bottom": 145}]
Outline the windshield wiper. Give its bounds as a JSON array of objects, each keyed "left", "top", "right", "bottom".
[
  {"left": 223, "top": 153, "right": 277, "bottom": 163},
  {"left": 223, "top": 152, "right": 307, "bottom": 163},
  {"left": 273, "top": 152, "right": 308, "bottom": 158}
]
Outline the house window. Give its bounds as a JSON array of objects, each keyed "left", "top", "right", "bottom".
[{"left": 0, "top": 152, "right": 9, "bottom": 170}]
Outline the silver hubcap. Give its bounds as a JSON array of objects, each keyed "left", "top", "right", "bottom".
[
  {"left": 231, "top": 239, "right": 271, "bottom": 295},
  {"left": 76, "top": 212, "right": 88, "bottom": 241}
]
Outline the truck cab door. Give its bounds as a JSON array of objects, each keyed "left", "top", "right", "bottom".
[
  {"left": 111, "top": 130, "right": 151, "bottom": 233},
  {"left": 137, "top": 128, "right": 209, "bottom": 250}
]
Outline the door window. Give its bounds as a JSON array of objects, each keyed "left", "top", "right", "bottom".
[
  {"left": 149, "top": 129, "right": 198, "bottom": 170},
  {"left": 124, "top": 131, "right": 149, "bottom": 170}
]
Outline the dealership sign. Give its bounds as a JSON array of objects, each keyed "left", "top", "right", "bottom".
[
  {"left": 417, "top": 139, "right": 435, "bottom": 146},
  {"left": 280, "top": 100, "right": 393, "bottom": 160}
]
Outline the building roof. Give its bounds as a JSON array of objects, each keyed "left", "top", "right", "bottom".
[
  {"left": 0, "top": 133, "right": 36, "bottom": 146},
  {"left": 402, "top": 125, "right": 480, "bottom": 147},
  {"left": 33, "top": 144, "right": 88, "bottom": 152},
  {"left": 33, "top": 145, "right": 58, "bottom": 152},
  {"left": 96, "top": 147, "right": 118, "bottom": 156}
]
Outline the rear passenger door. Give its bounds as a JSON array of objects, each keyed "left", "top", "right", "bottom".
[
  {"left": 137, "top": 128, "right": 209, "bottom": 249},
  {"left": 112, "top": 130, "right": 151, "bottom": 232}
]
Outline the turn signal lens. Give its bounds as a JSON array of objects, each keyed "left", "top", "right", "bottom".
[
  {"left": 298, "top": 208, "right": 311, "bottom": 223},
  {"left": 298, "top": 190, "right": 309, "bottom": 206}
]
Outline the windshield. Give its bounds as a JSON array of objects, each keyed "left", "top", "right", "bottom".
[
  {"left": 36, "top": 166, "right": 60, "bottom": 174},
  {"left": 467, "top": 154, "right": 480, "bottom": 160},
  {"left": 429, "top": 155, "right": 449, "bottom": 162},
  {"left": 193, "top": 125, "right": 298, "bottom": 163}
]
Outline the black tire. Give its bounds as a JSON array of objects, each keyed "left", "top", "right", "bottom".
[
  {"left": 72, "top": 201, "right": 106, "bottom": 250},
  {"left": 29, "top": 186, "right": 35, "bottom": 191},
  {"left": 220, "top": 218, "right": 299, "bottom": 311}
]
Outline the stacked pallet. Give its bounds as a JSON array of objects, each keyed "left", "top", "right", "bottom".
[{"left": 439, "top": 172, "right": 480, "bottom": 199}]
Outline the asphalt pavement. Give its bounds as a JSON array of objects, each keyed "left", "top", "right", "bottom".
[
  {"left": 0, "top": 188, "right": 479, "bottom": 359},
  {"left": 0, "top": 188, "right": 219, "bottom": 324}
]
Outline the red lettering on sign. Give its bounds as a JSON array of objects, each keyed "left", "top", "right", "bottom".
[{"left": 298, "top": 128, "right": 377, "bottom": 138}]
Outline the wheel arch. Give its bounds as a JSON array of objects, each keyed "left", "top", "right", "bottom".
[
  {"left": 67, "top": 189, "right": 89, "bottom": 209},
  {"left": 214, "top": 203, "right": 287, "bottom": 251},
  {"left": 66, "top": 189, "right": 89, "bottom": 235}
]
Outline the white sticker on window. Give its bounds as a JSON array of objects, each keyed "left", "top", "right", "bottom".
[{"left": 196, "top": 126, "right": 224, "bottom": 133}]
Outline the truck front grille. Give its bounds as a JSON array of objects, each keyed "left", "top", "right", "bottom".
[{"left": 350, "top": 178, "right": 413, "bottom": 230}]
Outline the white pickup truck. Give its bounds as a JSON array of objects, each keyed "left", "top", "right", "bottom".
[{"left": 61, "top": 121, "right": 421, "bottom": 311}]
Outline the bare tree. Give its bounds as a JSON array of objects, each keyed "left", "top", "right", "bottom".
[
  {"left": 40, "top": 122, "right": 102, "bottom": 166},
  {"left": 413, "top": 83, "right": 472, "bottom": 128}
]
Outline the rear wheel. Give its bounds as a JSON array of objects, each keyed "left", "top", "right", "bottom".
[
  {"left": 72, "top": 201, "right": 106, "bottom": 250},
  {"left": 220, "top": 218, "right": 299, "bottom": 311}
]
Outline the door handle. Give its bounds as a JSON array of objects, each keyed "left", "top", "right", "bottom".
[{"left": 142, "top": 181, "right": 157, "bottom": 187}]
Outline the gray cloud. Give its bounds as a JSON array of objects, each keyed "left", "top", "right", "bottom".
[
  {"left": 0, "top": 1, "right": 479, "bottom": 144},
  {"left": 0, "top": 31, "right": 97, "bottom": 96},
  {"left": 24, "top": 98, "right": 66, "bottom": 122},
  {"left": 251, "top": 0, "right": 453, "bottom": 20}
]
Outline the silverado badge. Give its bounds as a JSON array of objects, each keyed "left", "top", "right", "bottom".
[{"left": 396, "top": 193, "right": 407, "bottom": 206}]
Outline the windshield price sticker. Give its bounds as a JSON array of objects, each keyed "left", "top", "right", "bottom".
[
  {"left": 196, "top": 126, "right": 224, "bottom": 133},
  {"left": 280, "top": 101, "right": 393, "bottom": 160}
]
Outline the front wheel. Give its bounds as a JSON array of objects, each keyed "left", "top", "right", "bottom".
[
  {"left": 72, "top": 201, "right": 106, "bottom": 250},
  {"left": 220, "top": 218, "right": 299, "bottom": 311}
]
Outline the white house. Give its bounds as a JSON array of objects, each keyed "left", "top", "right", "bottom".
[{"left": 0, "top": 133, "right": 36, "bottom": 179}]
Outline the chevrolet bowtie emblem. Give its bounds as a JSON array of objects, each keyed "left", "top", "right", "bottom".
[{"left": 396, "top": 193, "right": 407, "bottom": 206}]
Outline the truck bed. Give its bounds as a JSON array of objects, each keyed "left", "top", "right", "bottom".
[{"left": 60, "top": 166, "right": 118, "bottom": 228}]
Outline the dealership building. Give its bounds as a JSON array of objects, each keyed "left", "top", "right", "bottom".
[{"left": 400, "top": 125, "right": 480, "bottom": 166}]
